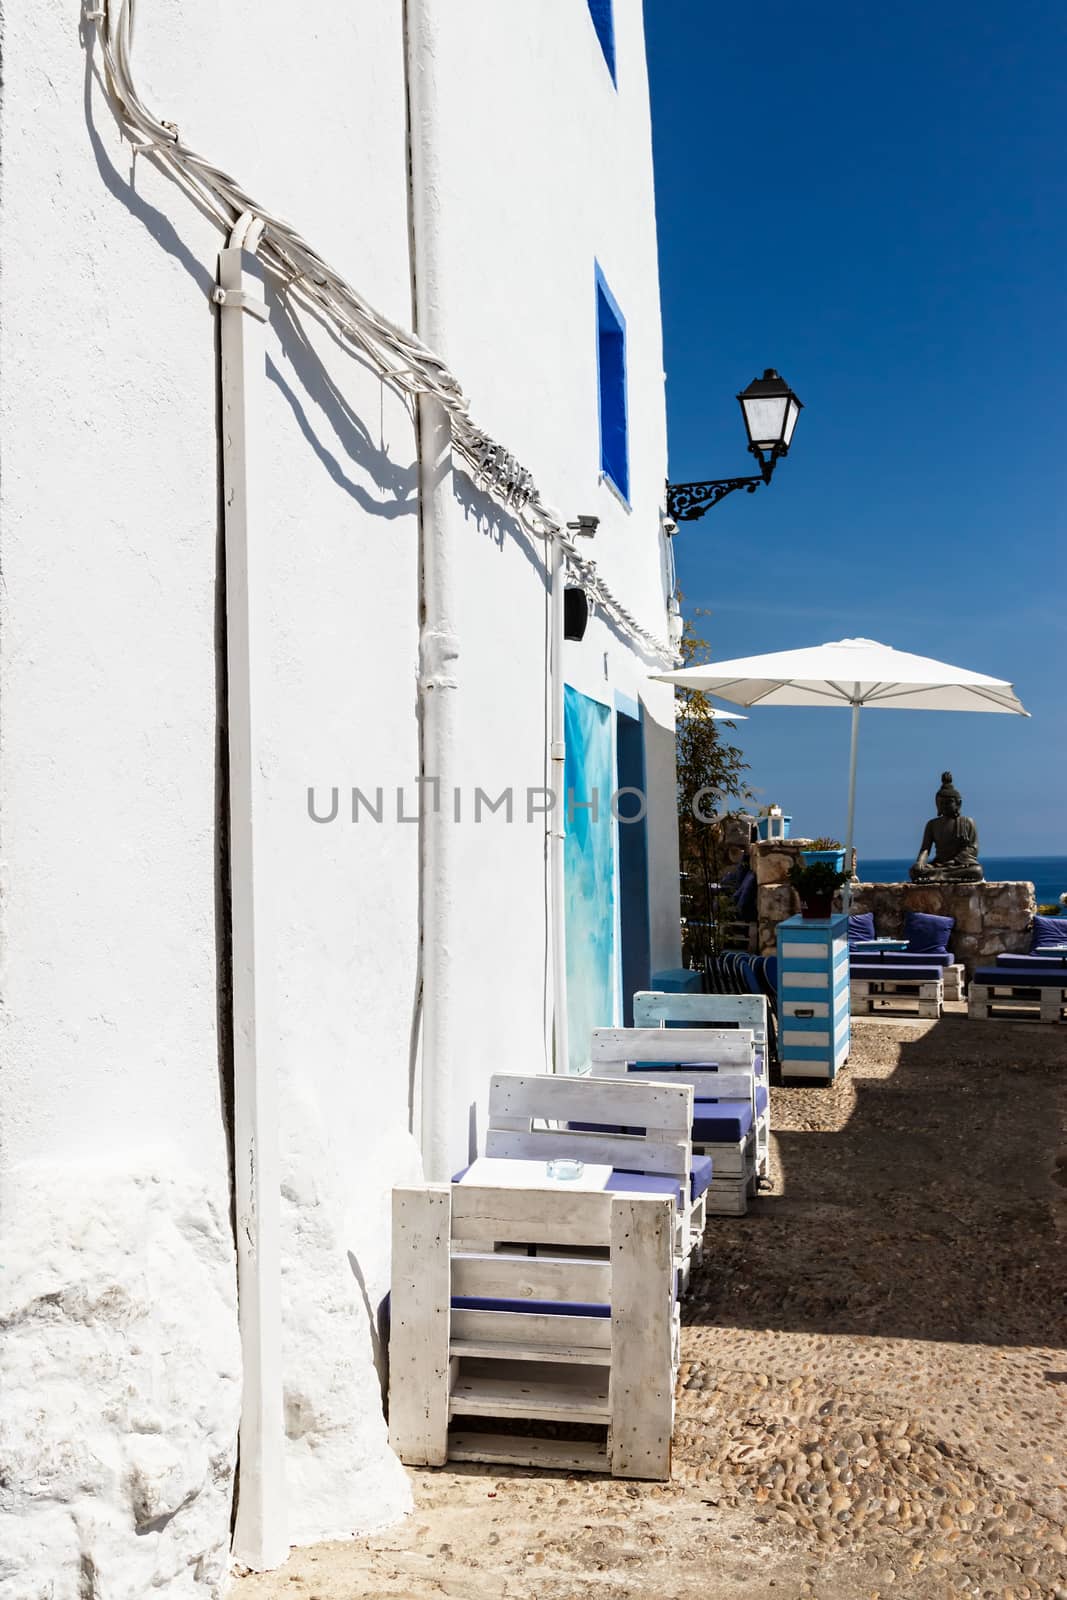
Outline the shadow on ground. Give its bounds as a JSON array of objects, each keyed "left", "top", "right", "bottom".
[{"left": 686, "top": 1015, "right": 1067, "bottom": 1348}]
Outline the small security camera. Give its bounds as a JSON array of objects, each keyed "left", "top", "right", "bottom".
[{"left": 566, "top": 515, "right": 599, "bottom": 538}]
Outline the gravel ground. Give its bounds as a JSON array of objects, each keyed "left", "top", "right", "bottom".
[{"left": 235, "top": 1014, "right": 1067, "bottom": 1600}]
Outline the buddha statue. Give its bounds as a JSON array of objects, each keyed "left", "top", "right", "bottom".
[{"left": 909, "top": 772, "right": 984, "bottom": 883}]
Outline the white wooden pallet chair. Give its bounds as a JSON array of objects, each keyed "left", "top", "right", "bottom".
[
  {"left": 485, "top": 1071, "right": 703, "bottom": 1287},
  {"left": 591, "top": 1028, "right": 759, "bottom": 1216},
  {"left": 632, "top": 991, "right": 772, "bottom": 1183},
  {"left": 389, "top": 1183, "right": 676, "bottom": 1480}
]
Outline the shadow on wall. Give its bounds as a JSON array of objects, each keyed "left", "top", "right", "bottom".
[
  {"left": 267, "top": 298, "right": 418, "bottom": 518},
  {"left": 82, "top": 36, "right": 216, "bottom": 298},
  {"left": 685, "top": 1019, "right": 1067, "bottom": 1349}
]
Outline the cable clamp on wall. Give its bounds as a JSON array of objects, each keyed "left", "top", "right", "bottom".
[{"left": 212, "top": 286, "right": 269, "bottom": 323}]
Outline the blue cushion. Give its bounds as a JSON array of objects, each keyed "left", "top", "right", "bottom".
[
  {"left": 755, "top": 1084, "right": 769, "bottom": 1114},
  {"left": 452, "top": 1296, "right": 608, "bottom": 1318},
  {"left": 604, "top": 1159, "right": 714, "bottom": 1203},
  {"left": 690, "top": 1154, "right": 713, "bottom": 1197},
  {"left": 848, "top": 912, "right": 876, "bottom": 945},
  {"left": 904, "top": 911, "right": 954, "bottom": 955},
  {"left": 997, "top": 951, "right": 1067, "bottom": 967},
  {"left": 851, "top": 963, "right": 942, "bottom": 981},
  {"left": 1031, "top": 914, "right": 1067, "bottom": 952},
  {"left": 605, "top": 1170, "right": 682, "bottom": 1204},
  {"left": 974, "top": 965, "right": 1067, "bottom": 987},
  {"left": 692, "top": 1099, "right": 753, "bottom": 1143}
]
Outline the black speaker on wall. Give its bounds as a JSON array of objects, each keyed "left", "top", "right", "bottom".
[{"left": 563, "top": 586, "right": 589, "bottom": 641}]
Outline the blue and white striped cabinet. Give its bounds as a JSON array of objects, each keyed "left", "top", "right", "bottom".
[{"left": 776, "top": 914, "right": 850, "bottom": 1081}]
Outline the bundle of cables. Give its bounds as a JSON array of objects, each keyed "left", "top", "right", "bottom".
[{"left": 87, "top": 0, "right": 680, "bottom": 665}]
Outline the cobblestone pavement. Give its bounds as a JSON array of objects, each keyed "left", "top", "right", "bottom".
[{"left": 236, "top": 1016, "right": 1067, "bottom": 1600}]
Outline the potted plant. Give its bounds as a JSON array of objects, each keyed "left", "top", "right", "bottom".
[
  {"left": 800, "top": 836, "right": 846, "bottom": 872},
  {"left": 788, "top": 858, "right": 852, "bottom": 919}
]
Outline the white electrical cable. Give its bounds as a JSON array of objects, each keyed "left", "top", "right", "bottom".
[{"left": 88, "top": 0, "right": 680, "bottom": 665}]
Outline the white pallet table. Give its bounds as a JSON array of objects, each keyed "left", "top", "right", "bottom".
[
  {"left": 850, "top": 976, "right": 943, "bottom": 1019},
  {"left": 942, "top": 964, "right": 965, "bottom": 1001},
  {"left": 389, "top": 1184, "right": 676, "bottom": 1480}
]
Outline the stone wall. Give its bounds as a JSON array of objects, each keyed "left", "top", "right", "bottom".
[
  {"left": 752, "top": 841, "right": 1037, "bottom": 973},
  {"left": 753, "top": 840, "right": 856, "bottom": 958}
]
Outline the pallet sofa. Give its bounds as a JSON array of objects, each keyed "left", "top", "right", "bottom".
[
  {"left": 631, "top": 990, "right": 771, "bottom": 1184},
  {"left": 968, "top": 964, "right": 1067, "bottom": 1023},
  {"left": 484, "top": 1070, "right": 705, "bottom": 1285},
  {"left": 591, "top": 1027, "right": 762, "bottom": 1216},
  {"left": 389, "top": 1182, "right": 676, "bottom": 1479},
  {"left": 851, "top": 948, "right": 965, "bottom": 1003},
  {"left": 966, "top": 915, "right": 1067, "bottom": 1022}
]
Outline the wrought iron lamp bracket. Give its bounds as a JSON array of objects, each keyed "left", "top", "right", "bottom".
[{"left": 666, "top": 474, "right": 763, "bottom": 522}]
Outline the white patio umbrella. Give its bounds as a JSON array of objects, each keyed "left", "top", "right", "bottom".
[{"left": 653, "top": 637, "right": 1029, "bottom": 877}]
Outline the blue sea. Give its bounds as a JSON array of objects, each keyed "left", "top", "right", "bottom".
[{"left": 858, "top": 855, "right": 1067, "bottom": 908}]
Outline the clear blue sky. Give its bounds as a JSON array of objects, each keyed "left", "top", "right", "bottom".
[{"left": 645, "top": 0, "right": 1066, "bottom": 860}]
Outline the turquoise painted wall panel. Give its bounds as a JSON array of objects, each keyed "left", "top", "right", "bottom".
[{"left": 564, "top": 686, "right": 616, "bottom": 1073}]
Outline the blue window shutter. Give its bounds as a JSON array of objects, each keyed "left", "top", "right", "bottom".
[
  {"left": 596, "top": 268, "right": 629, "bottom": 503},
  {"left": 586, "top": 0, "right": 617, "bottom": 83}
]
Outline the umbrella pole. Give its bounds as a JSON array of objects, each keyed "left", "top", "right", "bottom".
[{"left": 843, "top": 700, "right": 861, "bottom": 910}]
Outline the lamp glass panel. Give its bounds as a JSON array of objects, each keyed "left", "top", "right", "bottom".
[
  {"left": 742, "top": 393, "right": 788, "bottom": 448},
  {"left": 782, "top": 396, "right": 801, "bottom": 448}
]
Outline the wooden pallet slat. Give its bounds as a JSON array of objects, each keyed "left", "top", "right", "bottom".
[
  {"left": 450, "top": 1360, "right": 610, "bottom": 1423},
  {"left": 609, "top": 1195, "right": 674, "bottom": 1480},
  {"left": 389, "top": 1186, "right": 452, "bottom": 1467},
  {"left": 447, "top": 1433, "right": 609, "bottom": 1472}
]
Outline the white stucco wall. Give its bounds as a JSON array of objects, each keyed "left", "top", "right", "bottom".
[
  {"left": 0, "top": 1, "right": 417, "bottom": 1590},
  {"left": 404, "top": 0, "right": 678, "bottom": 1156},
  {"left": 1, "top": 0, "right": 678, "bottom": 1588}
]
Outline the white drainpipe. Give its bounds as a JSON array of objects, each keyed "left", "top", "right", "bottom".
[
  {"left": 549, "top": 542, "right": 569, "bottom": 1074},
  {"left": 405, "top": 0, "right": 460, "bottom": 1181},
  {"left": 215, "top": 215, "right": 288, "bottom": 1570}
]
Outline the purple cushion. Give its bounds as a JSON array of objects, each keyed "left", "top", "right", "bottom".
[
  {"left": 851, "top": 964, "right": 942, "bottom": 982},
  {"left": 690, "top": 1154, "right": 713, "bottom": 1197},
  {"left": 848, "top": 912, "right": 876, "bottom": 945},
  {"left": 851, "top": 950, "right": 954, "bottom": 968},
  {"left": 605, "top": 1161, "right": 714, "bottom": 1203},
  {"left": 1031, "top": 914, "right": 1067, "bottom": 952},
  {"left": 904, "top": 911, "right": 954, "bottom": 955},
  {"left": 692, "top": 1099, "right": 753, "bottom": 1143},
  {"left": 974, "top": 966, "right": 1067, "bottom": 987}
]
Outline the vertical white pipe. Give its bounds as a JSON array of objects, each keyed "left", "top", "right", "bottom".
[
  {"left": 406, "top": 0, "right": 460, "bottom": 1179},
  {"left": 217, "top": 238, "right": 288, "bottom": 1570},
  {"left": 843, "top": 696, "right": 861, "bottom": 912},
  {"left": 549, "top": 544, "right": 569, "bottom": 1074},
  {"left": 416, "top": 397, "right": 459, "bottom": 1180}
]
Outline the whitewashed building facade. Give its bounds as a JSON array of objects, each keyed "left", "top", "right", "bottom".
[{"left": 0, "top": 1, "right": 681, "bottom": 1591}]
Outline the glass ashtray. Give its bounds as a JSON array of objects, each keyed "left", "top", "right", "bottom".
[{"left": 546, "top": 1158, "right": 584, "bottom": 1181}]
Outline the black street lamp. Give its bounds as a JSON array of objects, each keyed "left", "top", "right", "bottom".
[{"left": 666, "top": 369, "right": 803, "bottom": 522}]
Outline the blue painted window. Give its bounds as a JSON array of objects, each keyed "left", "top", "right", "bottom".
[
  {"left": 586, "top": 0, "right": 617, "bottom": 82},
  {"left": 595, "top": 266, "right": 629, "bottom": 503}
]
